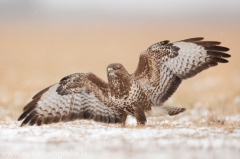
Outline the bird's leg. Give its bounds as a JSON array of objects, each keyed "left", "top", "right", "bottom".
[
  {"left": 135, "top": 104, "right": 146, "bottom": 125},
  {"left": 120, "top": 113, "right": 127, "bottom": 127}
]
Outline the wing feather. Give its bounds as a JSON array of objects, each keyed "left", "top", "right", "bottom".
[
  {"left": 18, "top": 72, "right": 121, "bottom": 126},
  {"left": 134, "top": 37, "right": 230, "bottom": 106}
]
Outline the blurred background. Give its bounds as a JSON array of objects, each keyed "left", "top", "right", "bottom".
[{"left": 0, "top": 0, "right": 240, "bottom": 120}]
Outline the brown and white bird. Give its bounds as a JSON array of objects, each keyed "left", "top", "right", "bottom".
[{"left": 18, "top": 37, "right": 230, "bottom": 126}]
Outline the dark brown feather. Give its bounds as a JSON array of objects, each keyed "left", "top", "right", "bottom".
[
  {"left": 159, "top": 40, "right": 170, "bottom": 45},
  {"left": 208, "top": 57, "right": 229, "bottom": 63},
  {"left": 61, "top": 111, "right": 69, "bottom": 121},
  {"left": 204, "top": 46, "right": 229, "bottom": 52},
  {"left": 193, "top": 67, "right": 203, "bottom": 73},
  {"left": 83, "top": 110, "right": 92, "bottom": 119},
  {"left": 71, "top": 111, "right": 79, "bottom": 121},
  {"left": 115, "top": 117, "right": 121, "bottom": 123},
  {"left": 159, "top": 76, "right": 181, "bottom": 104},
  {"left": 207, "top": 51, "right": 231, "bottom": 58},
  {"left": 44, "top": 113, "right": 53, "bottom": 124},
  {"left": 37, "top": 116, "right": 43, "bottom": 126},
  {"left": 53, "top": 112, "right": 61, "bottom": 123},
  {"left": 21, "top": 111, "right": 37, "bottom": 126},
  {"left": 94, "top": 114, "right": 102, "bottom": 122},
  {"left": 193, "top": 41, "right": 221, "bottom": 46},
  {"left": 18, "top": 103, "right": 38, "bottom": 121},
  {"left": 23, "top": 96, "right": 41, "bottom": 112},
  {"left": 180, "top": 37, "right": 204, "bottom": 42},
  {"left": 32, "top": 86, "right": 51, "bottom": 99},
  {"left": 29, "top": 115, "right": 39, "bottom": 126}
]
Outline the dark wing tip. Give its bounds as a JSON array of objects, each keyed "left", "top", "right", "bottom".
[
  {"left": 23, "top": 96, "right": 41, "bottom": 112},
  {"left": 160, "top": 40, "right": 170, "bottom": 45},
  {"left": 207, "top": 51, "right": 231, "bottom": 58},
  {"left": 20, "top": 111, "right": 37, "bottom": 126},
  {"left": 180, "top": 37, "right": 204, "bottom": 42},
  {"left": 193, "top": 41, "right": 221, "bottom": 46},
  {"left": 204, "top": 46, "right": 230, "bottom": 52},
  {"left": 60, "top": 76, "right": 69, "bottom": 82},
  {"left": 32, "top": 86, "right": 51, "bottom": 99},
  {"left": 209, "top": 57, "right": 229, "bottom": 63},
  {"left": 18, "top": 103, "right": 37, "bottom": 121}
]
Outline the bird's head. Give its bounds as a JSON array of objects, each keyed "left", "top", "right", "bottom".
[{"left": 107, "top": 63, "right": 128, "bottom": 77}]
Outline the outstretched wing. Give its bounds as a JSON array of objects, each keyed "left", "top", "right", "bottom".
[
  {"left": 134, "top": 37, "right": 230, "bottom": 106},
  {"left": 18, "top": 72, "right": 121, "bottom": 126}
]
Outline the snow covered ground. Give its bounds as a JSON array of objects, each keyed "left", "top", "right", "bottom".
[{"left": 0, "top": 116, "right": 240, "bottom": 159}]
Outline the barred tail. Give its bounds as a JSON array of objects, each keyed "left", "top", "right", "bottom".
[
  {"left": 162, "top": 106, "right": 186, "bottom": 116},
  {"left": 145, "top": 106, "right": 186, "bottom": 117}
]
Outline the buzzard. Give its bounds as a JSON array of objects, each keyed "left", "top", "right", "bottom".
[{"left": 18, "top": 37, "right": 230, "bottom": 126}]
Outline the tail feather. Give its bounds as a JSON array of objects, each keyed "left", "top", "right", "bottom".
[
  {"left": 145, "top": 106, "right": 186, "bottom": 117},
  {"left": 162, "top": 106, "right": 186, "bottom": 116}
]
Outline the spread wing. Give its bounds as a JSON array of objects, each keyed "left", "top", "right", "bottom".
[
  {"left": 134, "top": 37, "right": 230, "bottom": 106},
  {"left": 18, "top": 72, "right": 121, "bottom": 126}
]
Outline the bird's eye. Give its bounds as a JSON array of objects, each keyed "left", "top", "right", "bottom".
[{"left": 113, "top": 67, "right": 119, "bottom": 70}]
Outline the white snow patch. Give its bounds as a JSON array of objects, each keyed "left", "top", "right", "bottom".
[{"left": 0, "top": 116, "right": 240, "bottom": 159}]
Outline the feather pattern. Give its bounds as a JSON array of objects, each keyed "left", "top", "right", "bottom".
[
  {"left": 134, "top": 37, "right": 230, "bottom": 106},
  {"left": 18, "top": 72, "right": 121, "bottom": 126}
]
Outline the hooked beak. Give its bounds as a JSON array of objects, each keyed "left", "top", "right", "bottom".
[{"left": 107, "top": 68, "right": 112, "bottom": 75}]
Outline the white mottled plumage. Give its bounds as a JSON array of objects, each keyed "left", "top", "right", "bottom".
[{"left": 18, "top": 37, "right": 230, "bottom": 126}]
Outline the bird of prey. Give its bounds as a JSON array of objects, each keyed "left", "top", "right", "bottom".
[{"left": 18, "top": 37, "right": 230, "bottom": 126}]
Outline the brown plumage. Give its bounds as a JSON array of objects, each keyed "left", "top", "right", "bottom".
[{"left": 18, "top": 37, "right": 230, "bottom": 126}]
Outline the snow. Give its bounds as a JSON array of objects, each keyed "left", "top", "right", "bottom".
[{"left": 0, "top": 116, "right": 240, "bottom": 159}]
